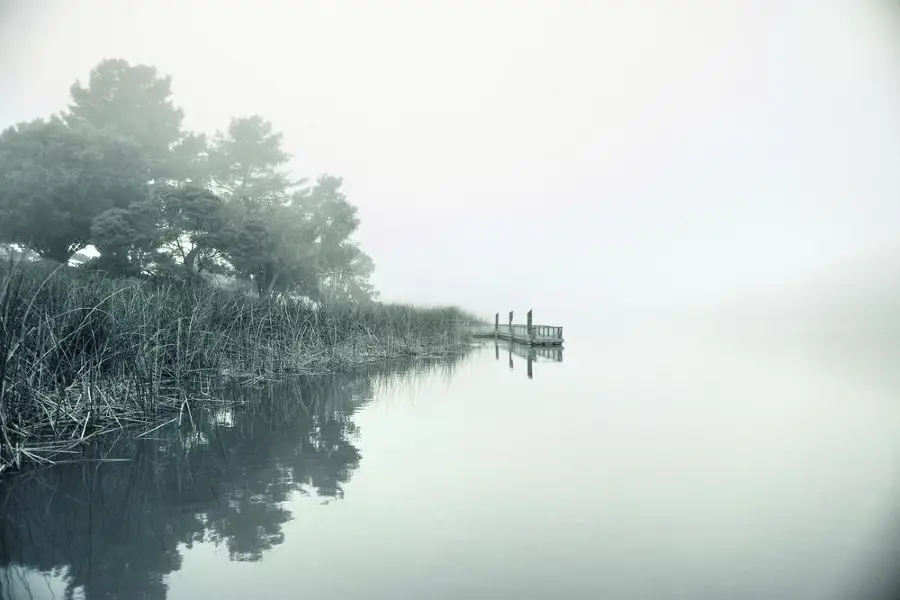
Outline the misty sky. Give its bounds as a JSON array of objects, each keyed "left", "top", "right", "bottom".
[{"left": 3, "top": 0, "right": 900, "bottom": 325}]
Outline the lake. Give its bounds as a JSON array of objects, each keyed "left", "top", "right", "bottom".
[{"left": 4, "top": 327, "right": 900, "bottom": 600}]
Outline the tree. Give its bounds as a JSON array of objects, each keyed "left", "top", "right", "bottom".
[
  {"left": 216, "top": 174, "right": 376, "bottom": 301},
  {"left": 218, "top": 175, "right": 375, "bottom": 300},
  {"left": 0, "top": 57, "right": 379, "bottom": 301},
  {"left": 295, "top": 176, "right": 377, "bottom": 303},
  {"left": 154, "top": 185, "right": 227, "bottom": 275},
  {"left": 299, "top": 176, "right": 360, "bottom": 263},
  {"left": 67, "top": 58, "right": 187, "bottom": 180},
  {"left": 168, "top": 132, "right": 211, "bottom": 185},
  {"left": 86, "top": 184, "right": 230, "bottom": 278},
  {"left": 0, "top": 117, "right": 150, "bottom": 263},
  {"left": 89, "top": 199, "right": 163, "bottom": 277},
  {"left": 207, "top": 115, "right": 322, "bottom": 296},
  {"left": 319, "top": 244, "right": 378, "bottom": 305},
  {"left": 208, "top": 115, "right": 295, "bottom": 210},
  {"left": 222, "top": 202, "right": 320, "bottom": 297}
]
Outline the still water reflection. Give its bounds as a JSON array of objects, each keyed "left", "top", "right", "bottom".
[{"left": 4, "top": 331, "right": 900, "bottom": 599}]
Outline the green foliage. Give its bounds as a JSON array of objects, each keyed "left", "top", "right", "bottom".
[
  {"left": 222, "top": 202, "right": 319, "bottom": 297},
  {"left": 320, "top": 244, "right": 379, "bottom": 305},
  {"left": 208, "top": 115, "right": 294, "bottom": 209},
  {"left": 1, "top": 58, "right": 379, "bottom": 301},
  {"left": 68, "top": 58, "right": 186, "bottom": 180},
  {"left": 89, "top": 192, "right": 176, "bottom": 277},
  {"left": 0, "top": 117, "right": 150, "bottom": 263},
  {"left": 297, "top": 175, "right": 361, "bottom": 270},
  {"left": 154, "top": 185, "right": 227, "bottom": 274},
  {"left": 168, "top": 132, "right": 211, "bottom": 184}
]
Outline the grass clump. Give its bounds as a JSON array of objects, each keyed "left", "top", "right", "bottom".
[{"left": 0, "top": 260, "right": 478, "bottom": 474}]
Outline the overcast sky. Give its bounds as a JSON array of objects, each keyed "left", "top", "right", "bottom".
[{"left": 3, "top": 0, "right": 900, "bottom": 327}]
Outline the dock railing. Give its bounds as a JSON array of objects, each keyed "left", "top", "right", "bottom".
[{"left": 466, "top": 309, "right": 564, "bottom": 346}]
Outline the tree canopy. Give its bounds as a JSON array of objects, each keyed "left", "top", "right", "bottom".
[
  {"left": 0, "top": 58, "right": 377, "bottom": 304},
  {"left": 0, "top": 116, "right": 150, "bottom": 263},
  {"left": 68, "top": 58, "right": 186, "bottom": 180}
]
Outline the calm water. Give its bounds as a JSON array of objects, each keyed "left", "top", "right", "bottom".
[{"left": 4, "top": 329, "right": 900, "bottom": 599}]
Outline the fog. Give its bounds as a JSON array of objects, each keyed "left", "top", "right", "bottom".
[
  {"left": 3, "top": 0, "right": 900, "bottom": 330},
  {"left": 8, "top": 5, "right": 900, "bottom": 596}
]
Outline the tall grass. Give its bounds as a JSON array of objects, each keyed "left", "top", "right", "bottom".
[{"left": 0, "top": 260, "right": 476, "bottom": 474}]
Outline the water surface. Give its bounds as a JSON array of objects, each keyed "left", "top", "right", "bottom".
[{"left": 4, "top": 330, "right": 900, "bottom": 599}]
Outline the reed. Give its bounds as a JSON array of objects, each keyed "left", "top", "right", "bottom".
[{"left": 0, "top": 260, "right": 476, "bottom": 474}]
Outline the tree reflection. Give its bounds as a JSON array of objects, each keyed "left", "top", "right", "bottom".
[{"left": 0, "top": 356, "right": 463, "bottom": 600}]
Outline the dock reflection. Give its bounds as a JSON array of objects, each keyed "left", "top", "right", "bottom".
[{"left": 494, "top": 340, "right": 563, "bottom": 379}]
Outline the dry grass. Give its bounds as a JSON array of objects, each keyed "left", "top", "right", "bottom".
[{"left": 0, "top": 259, "right": 478, "bottom": 474}]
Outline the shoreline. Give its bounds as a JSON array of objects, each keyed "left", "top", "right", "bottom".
[{"left": 0, "top": 261, "right": 476, "bottom": 476}]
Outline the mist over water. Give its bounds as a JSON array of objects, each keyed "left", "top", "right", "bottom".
[
  {"left": 5, "top": 323, "right": 900, "bottom": 599},
  {"left": 4, "top": 1, "right": 900, "bottom": 598}
]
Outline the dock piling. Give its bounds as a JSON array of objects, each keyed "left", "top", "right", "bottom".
[{"left": 472, "top": 309, "right": 564, "bottom": 346}]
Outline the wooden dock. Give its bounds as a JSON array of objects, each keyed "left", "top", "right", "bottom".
[{"left": 470, "top": 310, "right": 564, "bottom": 347}]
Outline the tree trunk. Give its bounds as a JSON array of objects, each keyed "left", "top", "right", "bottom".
[{"left": 184, "top": 246, "right": 201, "bottom": 273}]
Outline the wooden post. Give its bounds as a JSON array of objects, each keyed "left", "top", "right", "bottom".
[
  {"left": 527, "top": 347, "right": 534, "bottom": 379},
  {"left": 494, "top": 312, "right": 499, "bottom": 338},
  {"left": 527, "top": 309, "right": 533, "bottom": 345},
  {"left": 508, "top": 311, "right": 513, "bottom": 340}
]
